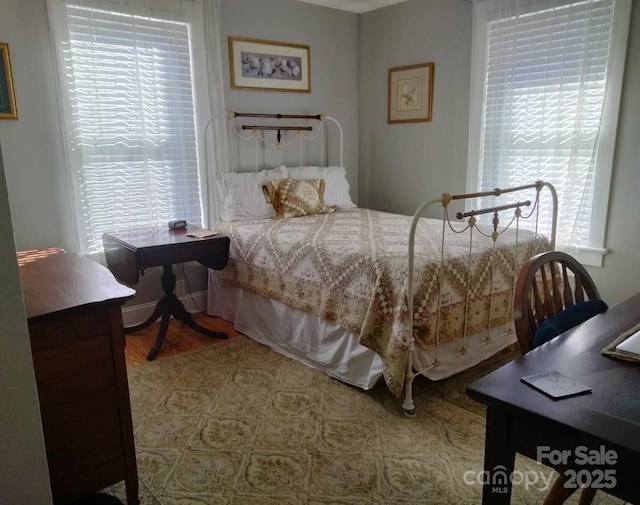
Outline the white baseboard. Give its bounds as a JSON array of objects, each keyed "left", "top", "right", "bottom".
[{"left": 121, "top": 290, "right": 207, "bottom": 327}]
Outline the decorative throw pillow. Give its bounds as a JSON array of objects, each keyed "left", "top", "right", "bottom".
[
  {"left": 286, "top": 165, "right": 356, "bottom": 208},
  {"left": 533, "top": 299, "right": 609, "bottom": 348},
  {"left": 262, "top": 178, "right": 335, "bottom": 218}
]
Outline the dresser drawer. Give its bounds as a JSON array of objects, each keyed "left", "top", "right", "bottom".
[
  {"left": 33, "top": 334, "right": 116, "bottom": 409},
  {"left": 52, "top": 458, "right": 127, "bottom": 503},
  {"left": 43, "top": 392, "right": 121, "bottom": 452},
  {"left": 40, "top": 384, "right": 120, "bottom": 431},
  {"left": 29, "top": 308, "right": 112, "bottom": 352},
  {"left": 47, "top": 418, "right": 124, "bottom": 483},
  {"left": 35, "top": 361, "right": 116, "bottom": 410},
  {"left": 32, "top": 333, "right": 112, "bottom": 382}
]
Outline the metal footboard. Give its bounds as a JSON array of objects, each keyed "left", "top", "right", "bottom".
[{"left": 403, "top": 181, "right": 558, "bottom": 415}]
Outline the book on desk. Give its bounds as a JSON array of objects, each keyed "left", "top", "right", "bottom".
[
  {"left": 615, "top": 329, "right": 640, "bottom": 356},
  {"left": 601, "top": 322, "right": 640, "bottom": 362}
]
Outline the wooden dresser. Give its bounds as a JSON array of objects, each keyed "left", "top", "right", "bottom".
[{"left": 19, "top": 250, "right": 139, "bottom": 504}]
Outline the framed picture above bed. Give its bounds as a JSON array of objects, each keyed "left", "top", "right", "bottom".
[
  {"left": 388, "top": 62, "right": 434, "bottom": 124},
  {"left": 228, "top": 36, "right": 310, "bottom": 93},
  {"left": 0, "top": 42, "right": 18, "bottom": 119}
]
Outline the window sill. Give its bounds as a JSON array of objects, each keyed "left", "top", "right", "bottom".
[{"left": 576, "top": 246, "right": 608, "bottom": 268}]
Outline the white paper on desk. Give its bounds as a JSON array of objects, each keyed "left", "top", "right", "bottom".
[
  {"left": 186, "top": 229, "right": 217, "bottom": 239},
  {"left": 520, "top": 371, "right": 591, "bottom": 399},
  {"left": 615, "top": 330, "right": 640, "bottom": 355}
]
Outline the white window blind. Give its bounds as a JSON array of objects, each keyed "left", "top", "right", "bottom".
[
  {"left": 51, "top": 2, "right": 204, "bottom": 253},
  {"left": 468, "top": 0, "right": 630, "bottom": 264}
]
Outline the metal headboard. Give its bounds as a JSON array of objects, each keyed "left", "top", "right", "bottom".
[
  {"left": 203, "top": 111, "right": 343, "bottom": 174},
  {"left": 202, "top": 110, "right": 344, "bottom": 226}
]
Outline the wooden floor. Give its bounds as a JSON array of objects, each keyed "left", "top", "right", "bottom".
[{"left": 124, "top": 312, "right": 240, "bottom": 367}]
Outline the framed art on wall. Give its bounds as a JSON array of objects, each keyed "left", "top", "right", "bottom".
[
  {"left": 0, "top": 42, "right": 18, "bottom": 119},
  {"left": 228, "top": 36, "right": 310, "bottom": 93},
  {"left": 388, "top": 62, "right": 434, "bottom": 124}
]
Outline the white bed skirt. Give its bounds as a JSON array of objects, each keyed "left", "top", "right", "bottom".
[{"left": 207, "top": 271, "right": 516, "bottom": 391}]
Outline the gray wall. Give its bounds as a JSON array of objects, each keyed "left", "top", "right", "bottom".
[
  {"left": 0, "top": 0, "right": 75, "bottom": 253},
  {"left": 359, "top": 0, "right": 640, "bottom": 304},
  {"left": 220, "top": 0, "right": 359, "bottom": 191},
  {"left": 0, "top": 143, "right": 52, "bottom": 504},
  {"left": 358, "top": 0, "right": 472, "bottom": 213}
]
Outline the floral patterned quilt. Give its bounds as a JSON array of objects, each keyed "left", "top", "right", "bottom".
[{"left": 215, "top": 209, "right": 549, "bottom": 396}]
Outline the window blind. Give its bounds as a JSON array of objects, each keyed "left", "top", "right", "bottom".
[
  {"left": 476, "top": 0, "right": 616, "bottom": 244},
  {"left": 62, "top": 4, "right": 203, "bottom": 253}
]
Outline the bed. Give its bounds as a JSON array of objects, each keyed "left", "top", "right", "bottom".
[{"left": 205, "top": 112, "right": 557, "bottom": 414}]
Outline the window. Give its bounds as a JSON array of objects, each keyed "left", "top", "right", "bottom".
[
  {"left": 48, "top": 0, "right": 209, "bottom": 253},
  {"left": 467, "top": 0, "right": 631, "bottom": 266}
]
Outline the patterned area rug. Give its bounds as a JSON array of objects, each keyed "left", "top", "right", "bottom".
[{"left": 109, "top": 336, "right": 626, "bottom": 505}]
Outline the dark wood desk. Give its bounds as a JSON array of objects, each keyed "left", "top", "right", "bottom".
[
  {"left": 20, "top": 251, "right": 139, "bottom": 504},
  {"left": 467, "top": 292, "right": 640, "bottom": 505},
  {"left": 102, "top": 227, "right": 230, "bottom": 360}
]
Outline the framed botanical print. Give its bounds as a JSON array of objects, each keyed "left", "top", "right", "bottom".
[{"left": 388, "top": 62, "right": 434, "bottom": 124}]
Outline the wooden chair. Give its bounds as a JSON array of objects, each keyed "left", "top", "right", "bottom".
[
  {"left": 514, "top": 250, "right": 604, "bottom": 505},
  {"left": 514, "top": 250, "right": 603, "bottom": 354}
]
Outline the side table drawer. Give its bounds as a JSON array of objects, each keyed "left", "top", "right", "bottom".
[
  {"left": 141, "top": 243, "right": 198, "bottom": 267},
  {"left": 139, "top": 236, "right": 230, "bottom": 270}
]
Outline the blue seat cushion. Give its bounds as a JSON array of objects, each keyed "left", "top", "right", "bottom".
[{"left": 533, "top": 299, "right": 609, "bottom": 348}]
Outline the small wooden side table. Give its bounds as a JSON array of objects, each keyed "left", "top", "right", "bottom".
[{"left": 102, "top": 227, "right": 230, "bottom": 360}]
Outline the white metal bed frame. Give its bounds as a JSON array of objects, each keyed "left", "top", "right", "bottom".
[
  {"left": 204, "top": 111, "right": 558, "bottom": 415},
  {"left": 403, "top": 181, "right": 558, "bottom": 415}
]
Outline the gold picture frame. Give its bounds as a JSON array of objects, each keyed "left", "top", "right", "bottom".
[
  {"left": 228, "top": 36, "right": 310, "bottom": 93},
  {"left": 388, "top": 62, "right": 434, "bottom": 124},
  {"left": 0, "top": 42, "right": 18, "bottom": 120}
]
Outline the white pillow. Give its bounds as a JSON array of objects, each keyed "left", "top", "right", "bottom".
[
  {"left": 216, "top": 165, "right": 288, "bottom": 221},
  {"left": 286, "top": 166, "right": 356, "bottom": 208}
]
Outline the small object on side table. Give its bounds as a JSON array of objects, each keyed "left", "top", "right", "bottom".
[{"left": 102, "top": 227, "right": 230, "bottom": 360}]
